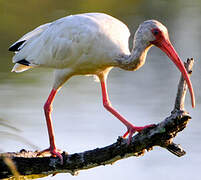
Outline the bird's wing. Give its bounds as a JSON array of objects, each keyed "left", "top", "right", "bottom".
[
  {"left": 9, "top": 22, "right": 51, "bottom": 52},
  {"left": 11, "top": 15, "right": 98, "bottom": 67},
  {"left": 11, "top": 13, "right": 130, "bottom": 70}
]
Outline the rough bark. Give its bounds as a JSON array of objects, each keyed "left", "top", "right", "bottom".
[{"left": 0, "top": 58, "right": 194, "bottom": 179}]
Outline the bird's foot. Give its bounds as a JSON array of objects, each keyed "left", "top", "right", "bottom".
[
  {"left": 37, "top": 147, "right": 63, "bottom": 164},
  {"left": 122, "top": 124, "right": 155, "bottom": 144}
]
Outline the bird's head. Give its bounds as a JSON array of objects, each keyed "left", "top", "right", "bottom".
[{"left": 134, "top": 20, "right": 195, "bottom": 108}]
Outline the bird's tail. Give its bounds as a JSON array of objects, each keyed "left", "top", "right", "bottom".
[{"left": 11, "top": 63, "right": 33, "bottom": 73}]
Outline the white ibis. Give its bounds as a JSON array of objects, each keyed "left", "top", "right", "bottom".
[{"left": 9, "top": 13, "right": 195, "bottom": 163}]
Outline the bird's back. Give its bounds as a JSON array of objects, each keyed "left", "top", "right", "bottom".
[{"left": 11, "top": 13, "right": 130, "bottom": 74}]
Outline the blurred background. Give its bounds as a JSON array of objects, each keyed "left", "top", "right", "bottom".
[{"left": 0, "top": 0, "right": 201, "bottom": 179}]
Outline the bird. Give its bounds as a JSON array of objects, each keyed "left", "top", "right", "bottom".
[{"left": 9, "top": 12, "right": 195, "bottom": 163}]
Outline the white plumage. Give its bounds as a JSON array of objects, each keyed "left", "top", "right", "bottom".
[
  {"left": 12, "top": 13, "right": 130, "bottom": 75},
  {"left": 9, "top": 12, "right": 195, "bottom": 163}
]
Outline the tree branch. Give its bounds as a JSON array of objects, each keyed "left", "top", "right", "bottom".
[{"left": 0, "top": 58, "right": 194, "bottom": 179}]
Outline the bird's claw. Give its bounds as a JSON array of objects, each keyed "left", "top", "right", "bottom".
[
  {"left": 123, "top": 128, "right": 136, "bottom": 144},
  {"left": 37, "top": 148, "right": 63, "bottom": 164},
  {"left": 122, "top": 124, "right": 155, "bottom": 144}
]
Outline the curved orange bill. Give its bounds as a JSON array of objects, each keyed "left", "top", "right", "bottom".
[{"left": 154, "top": 39, "right": 195, "bottom": 108}]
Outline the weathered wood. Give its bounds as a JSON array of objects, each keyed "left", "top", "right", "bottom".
[
  {"left": 174, "top": 58, "right": 194, "bottom": 111},
  {"left": 0, "top": 58, "right": 194, "bottom": 179}
]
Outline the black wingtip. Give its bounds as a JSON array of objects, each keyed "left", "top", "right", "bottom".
[
  {"left": 17, "top": 59, "right": 30, "bottom": 66},
  {"left": 9, "top": 40, "right": 26, "bottom": 52}
]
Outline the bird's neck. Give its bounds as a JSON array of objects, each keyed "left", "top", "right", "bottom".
[{"left": 116, "top": 41, "right": 152, "bottom": 71}]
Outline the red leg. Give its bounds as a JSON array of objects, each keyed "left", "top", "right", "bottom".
[
  {"left": 100, "top": 79, "right": 154, "bottom": 144},
  {"left": 38, "top": 88, "right": 63, "bottom": 164}
]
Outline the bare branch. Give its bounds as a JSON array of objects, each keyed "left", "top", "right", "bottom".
[{"left": 174, "top": 58, "right": 194, "bottom": 111}]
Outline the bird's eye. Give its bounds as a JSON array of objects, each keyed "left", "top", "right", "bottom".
[{"left": 152, "top": 29, "right": 159, "bottom": 35}]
